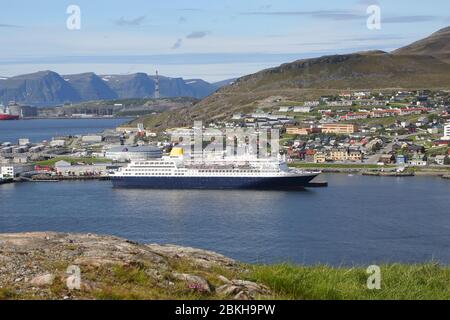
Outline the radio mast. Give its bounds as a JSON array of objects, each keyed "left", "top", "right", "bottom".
[{"left": 154, "top": 70, "right": 160, "bottom": 99}]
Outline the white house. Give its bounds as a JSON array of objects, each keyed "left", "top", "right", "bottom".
[
  {"left": 443, "top": 123, "right": 450, "bottom": 140},
  {"left": 278, "top": 106, "right": 293, "bottom": 112},
  {"left": 293, "top": 106, "right": 313, "bottom": 113},
  {"left": 0, "top": 164, "right": 34, "bottom": 179}
]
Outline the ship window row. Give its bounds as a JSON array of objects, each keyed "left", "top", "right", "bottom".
[
  {"left": 136, "top": 162, "right": 173, "bottom": 165},
  {"left": 126, "top": 168, "right": 172, "bottom": 172},
  {"left": 197, "top": 170, "right": 262, "bottom": 173},
  {"left": 124, "top": 173, "right": 173, "bottom": 176},
  {"left": 130, "top": 166, "right": 174, "bottom": 169}
]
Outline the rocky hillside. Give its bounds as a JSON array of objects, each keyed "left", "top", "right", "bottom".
[
  {"left": 0, "top": 72, "right": 230, "bottom": 106},
  {"left": 393, "top": 26, "right": 450, "bottom": 63},
  {"left": 140, "top": 26, "right": 450, "bottom": 130},
  {"left": 0, "top": 232, "right": 270, "bottom": 300}
]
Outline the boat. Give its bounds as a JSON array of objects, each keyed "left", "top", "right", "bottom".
[
  {"left": 0, "top": 105, "right": 19, "bottom": 120},
  {"left": 110, "top": 147, "right": 321, "bottom": 190}
]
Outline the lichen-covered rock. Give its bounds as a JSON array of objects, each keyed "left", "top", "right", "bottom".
[
  {"left": 29, "top": 273, "right": 55, "bottom": 287},
  {"left": 172, "top": 272, "right": 212, "bottom": 293},
  {"left": 0, "top": 232, "right": 270, "bottom": 300},
  {"left": 215, "top": 279, "right": 270, "bottom": 299}
]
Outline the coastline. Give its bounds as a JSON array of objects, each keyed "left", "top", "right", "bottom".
[
  {"left": 290, "top": 163, "right": 450, "bottom": 178},
  {"left": 1, "top": 232, "right": 449, "bottom": 300}
]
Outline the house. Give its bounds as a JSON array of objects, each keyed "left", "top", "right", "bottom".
[
  {"left": 443, "top": 123, "right": 450, "bottom": 140},
  {"left": 396, "top": 155, "right": 407, "bottom": 165},
  {"left": 347, "top": 149, "right": 363, "bottom": 162},
  {"left": 321, "top": 123, "right": 358, "bottom": 134},
  {"left": 313, "top": 151, "right": 326, "bottom": 163},
  {"left": 13, "top": 155, "right": 29, "bottom": 164},
  {"left": 407, "top": 144, "right": 425, "bottom": 154},
  {"left": 408, "top": 154, "right": 427, "bottom": 166},
  {"left": 305, "top": 149, "right": 315, "bottom": 163},
  {"left": 341, "top": 112, "right": 369, "bottom": 121},
  {"left": 435, "top": 155, "right": 447, "bottom": 165},
  {"left": 82, "top": 135, "right": 103, "bottom": 143},
  {"left": 50, "top": 139, "right": 66, "bottom": 147},
  {"left": 0, "top": 164, "right": 34, "bottom": 179},
  {"left": 293, "top": 106, "right": 313, "bottom": 113},
  {"left": 379, "top": 154, "right": 395, "bottom": 164},
  {"left": 278, "top": 106, "right": 293, "bottom": 112},
  {"left": 415, "top": 117, "right": 429, "bottom": 127},
  {"left": 329, "top": 148, "right": 348, "bottom": 161},
  {"left": 286, "top": 126, "right": 321, "bottom": 136}
]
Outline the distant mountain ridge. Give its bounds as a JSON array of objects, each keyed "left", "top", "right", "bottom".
[{"left": 0, "top": 71, "right": 232, "bottom": 106}]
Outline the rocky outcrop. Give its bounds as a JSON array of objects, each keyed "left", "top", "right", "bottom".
[{"left": 0, "top": 232, "right": 270, "bottom": 300}]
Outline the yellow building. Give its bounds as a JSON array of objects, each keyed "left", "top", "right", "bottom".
[
  {"left": 347, "top": 150, "right": 363, "bottom": 162},
  {"left": 313, "top": 152, "right": 326, "bottom": 163},
  {"left": 321, "top": 123, "right": 358, "bottom": 134},
  {"left": 329, "top": 148, "right": 348, "bottom": 161},
  {"left": 329, "top": 148, "right": 363, "bottom": 162},
  {"left": 286, "top": 127, "right": 310, "bottom": 135}
]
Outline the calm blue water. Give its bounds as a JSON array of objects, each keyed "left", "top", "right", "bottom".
[
  {"left": 0, "top": 118, "right": 130, "bottom": 143},
  {"left": 1, "top": 174, "right": 449, "bottom": 265}
]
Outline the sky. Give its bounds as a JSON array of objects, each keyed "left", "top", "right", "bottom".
[{"left": 1, "top": 0, "right": 450, "bottom": 82}]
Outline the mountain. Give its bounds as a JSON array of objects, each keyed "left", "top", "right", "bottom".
[
  {"left": 0, "top": 71, "right": 224, "bottom": 106},
  {"left": 139, "top": 26, "right": 450, "bottom": 130},
  {"left": 103, "top": 73, "right": 155, "bottom": 99},
  {"left": 63, "top": 73, "right": 118, "bottom": 101},
  {"left": 0, "top": 71, "right": 80, "bottom": 106},
  {"left": 393, "top": 26, "right": 450, "bottom": 63}
]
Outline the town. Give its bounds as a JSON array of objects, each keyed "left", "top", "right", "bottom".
[{"left": 1, "top": 89, "right": 450, "bottom": 182}]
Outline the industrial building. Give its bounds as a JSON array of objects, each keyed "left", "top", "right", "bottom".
[{"left": 105, "top": 145, "right": 163, "bottom": 162}]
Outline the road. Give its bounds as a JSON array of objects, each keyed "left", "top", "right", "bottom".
[{"left": 365, "top": 133, "right": 415, "bottom": 164}]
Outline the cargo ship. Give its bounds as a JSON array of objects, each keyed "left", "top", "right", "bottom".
[
  {"left": 0, "top": 105, "right": 19, "bottom": 120},
  {"left": 110, "top": 147, "right": 320, "bottom": 190}
]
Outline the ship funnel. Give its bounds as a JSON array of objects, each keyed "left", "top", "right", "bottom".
[{"left": 170, "top": 147, "right": 184, "bottom": 157}]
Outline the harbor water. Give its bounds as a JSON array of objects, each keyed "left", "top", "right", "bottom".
[
  {"left": 0, "top": 118, "right": 129, "bottom": 143},
  {"left": 1, "top": 174, "right": 449, "bottom": 265}
]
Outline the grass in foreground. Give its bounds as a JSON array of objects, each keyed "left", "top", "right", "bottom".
[
  {"left": 3, "top": 259, "right": 450, "bottom": 300},
  {"left": 249, "top": 263, "right": 450, "bottom": 300}
]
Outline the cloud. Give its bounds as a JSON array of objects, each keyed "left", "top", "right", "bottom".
[
  {"left": 115, "top": 16, "right": 146, "bottom": 26},
  {"left": 382, "top": 15, "right": 440, "bottom": 24},
  {"left": 186, "top": 31, "right": 208, "bottom": 39},
  {"left": 259, "top": 4, "right": 272, "bottom": 10},
  {"left": 171, "top": 38, "right": 183, "bottom": 50},
  {"left": 344, "top": 35, "right": 405, "bottom": 41},
  {"left": 178, "top": 8, "right": 202, "bottom": 12},
  {"left": 0, "top": 23, "right": 21, "bottom": 28},
  {"left": 242, "top": 10, "right": 365, "bottom": 21}
]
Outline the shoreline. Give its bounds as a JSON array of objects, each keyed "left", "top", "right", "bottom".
[
  {"left": 1, "top": 232, "right": 449, "bottom": 300},
  {"left": 291, "top": 164, "right": 450, "bottom": 178}
]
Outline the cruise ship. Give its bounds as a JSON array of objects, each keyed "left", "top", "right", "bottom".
[{"left": 110, "top": 147, "right": 320, "bottom": 190}]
